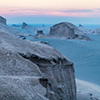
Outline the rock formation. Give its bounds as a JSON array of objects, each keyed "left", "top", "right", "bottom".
[
  {"left": 49, "top": 22, "right": 91, "bottom": 40},
  {"left": 22, "top": 22, "right": 28, "bottom": 29},
  {"left": 34, "top": 22, "right": 91, "bottom": 40},
  {"left": 90, "top": 28, "right": 100, "bottom": 35},
  {"left": 78, "top": 24, "right": 100, "bottom": 35},
  {"left": 0, "top": 16, "right": 6, "bottom": 24},
  {"left": 0, "top": 30, "right": 76, "bottom": 100},
  {"left": 80, "top": 28, "right": 100, "bottom": 35},
  {"left": 34, "top": 30, "right": 44, "bottom": 38},
  {"left": 37, "top": 30, "right": 44, "bottom": 35}
]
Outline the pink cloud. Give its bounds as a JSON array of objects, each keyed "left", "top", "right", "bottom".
[{"left": 0, "top": 8, "right": 100, "bottom": 17}]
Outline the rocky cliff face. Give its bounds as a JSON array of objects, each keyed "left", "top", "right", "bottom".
[
  {"left": 38, "top": 60, "right": 76, "bottom": 100},
  {"left": 0, "top": 19, "right": 76, "bottom": 100}
]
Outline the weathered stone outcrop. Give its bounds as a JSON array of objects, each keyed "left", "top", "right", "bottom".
[
  {"left": 0, "top": 46, "right": 48, "bottom": 100},
  {"left": 0, "top": 16, "right": 6, "bottom": 24},
  {"left": 0, "top": 16, "right": 21, "bottom": 36},
  {"left": 34, "top": 22, "right": 91, "bottom": 40},
  {"left": 0, "top": 30, "right": 76, "bottom": 100},
  {"left": 49, "top": 22, "right": 91, "bottom": 40}
]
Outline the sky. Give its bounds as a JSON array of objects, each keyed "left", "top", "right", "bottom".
[{"left": 0, "top": 0, "right": 100, "bottom": 24}]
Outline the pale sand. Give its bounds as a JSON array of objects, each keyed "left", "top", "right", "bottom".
[{"left": 76, "top": 79, "right": 100, "bottom": 100}]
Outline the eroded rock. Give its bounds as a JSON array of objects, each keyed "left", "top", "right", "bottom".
[
  {"left": 49, "top": 22, "right": 91, "bottom": 40},
  {"left": 0, "top": 30, "right": 76, "bottom": 100},
  {"left": 34, "top": 22, "right": 91, "bottom": 41},
  {"left": 22, "top": 22, "right": 28, "bottom": 29}
]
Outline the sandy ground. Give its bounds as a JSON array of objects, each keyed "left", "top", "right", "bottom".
[{"left": 76, "top": 79, "right": 100, "bottom": 100}]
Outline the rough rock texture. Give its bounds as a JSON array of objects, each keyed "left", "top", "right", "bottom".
[
  {"left": 0, "top": 30, "right": 76, "bottom": 100},
  {"left": 38, "top": 60, "right": 76, "bottom": 100},
  {"left": 90, "top": 28, "right": 100, "bottom": 35},
  {"left": 34, "top": 22, "right": 91, "bottom": 40},
  {"left": 0, "top": 47, "right": 41, "bottom": 76},
  {"left": 0, "top": 16, "right": 6, "bottom": 24}
]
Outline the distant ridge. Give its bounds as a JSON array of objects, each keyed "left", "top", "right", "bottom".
[{"left": 0, "top": 16, "right": 6, "bottom": 24}]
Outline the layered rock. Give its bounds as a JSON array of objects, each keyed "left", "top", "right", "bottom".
[
  {"left": 20, "top": 51, "right": 76, "bottom": 100},
  {"left": 34, "top": 22, "right": 91, "bottom": 40},
  {"left": 0, "top": 31, "right": 76, "bottom": 100}
]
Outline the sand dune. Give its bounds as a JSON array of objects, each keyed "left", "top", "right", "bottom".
[{"left": 76, "top": 79, "right": 100, "bottom": 100}]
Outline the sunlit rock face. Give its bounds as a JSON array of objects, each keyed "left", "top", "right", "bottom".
[{"left": 0, "top": 22, "right": 76, "bottom": 100}]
